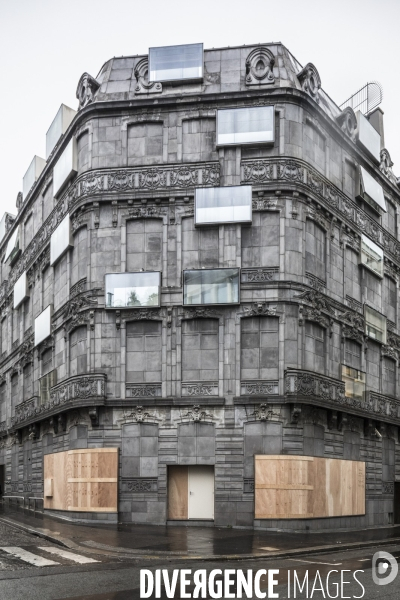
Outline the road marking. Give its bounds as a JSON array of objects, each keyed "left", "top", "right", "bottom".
[
  {"left": 292, "top": 559, "right": 342, "bottom": 566},
  {"left": 0, "top": 547, "right": 59, "bottom": 567},
  {"left": 38, "top": 546, "right": 99, "bottom": 564},
  {"left": 259, "top": 547, "right": 279, "bottom": 551}
]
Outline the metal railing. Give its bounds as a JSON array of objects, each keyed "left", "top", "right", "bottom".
[{"left": 340, "top": 81, "right": 383, "bottom": 116}]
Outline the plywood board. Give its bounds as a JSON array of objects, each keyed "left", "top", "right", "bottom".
[
  {"left": 168, "top": 466, "right": 188, "bottom": 520},
  {"left": 44, "top": 448, "right": 118, "bottom": 513},
  {"left": 255, "top": 455, "right": 365, "bottom": 519}
]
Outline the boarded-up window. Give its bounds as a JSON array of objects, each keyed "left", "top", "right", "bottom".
[
  {"left": 23, "top": 364, "right": 32, "bottom": 401},
  {"left": 1, "top": 318, "right": 7, "bottom": 355},
  {"left": 77, "top": 131, "right": 89, "bottom": 173},
  {"left": 128, "top": 123, "right": 163, "bottom": 166},
  {"left": 182, "top": 319, "right": 218, "bottom": 382},
  {"left": 42, "top": 266, "right": 53, "bottom": 309},
  {"left": 12, "top": 309, "right": 19, "bottom": 344},
  {"left": 126, "top": 321, "right": 162, "bottom": 383},
  {"left": 126, "top": 219, "right": 162, "bottom": 272},
  {"left": 71, "top": 227, "right": 87, "bottom": 286},
  {"left": 345, "top": 247, "right": 361, "bottom": 303},
  {"left": 304, "top": 124, "right": 325, "bottom": 171},
  {"left": 386, "top": 200, "right": 396, "bottom": 238},
  {"left": 383, "top": 357, "right": 396, "bottom": 397},
  {"left": 305, "top": 321, "right": 325, "bottom": 373},
  {"left": 345, "top": 339, "right": 361, "bottom": 370},
  {"left": 11, "top": 374, "right": 19, "bottom": 415},
  {"left": 182, "top": 118, "right": 216, "bottom": 162},
  {"left": 344, "top": 160, "right": 357, "bottom": 199},
  {"left": 70, "top": 326, "right": 87, "bottom": 376},
  {"left": 42, "top": 348, "right": 53, "bottom": 376},
  {"left": 0, "top": 383, "right": 6, "bottom": 423},
  {"left": 182, "top": 218, "right": 219, "bottom": 270},
  {"left": 241, "top": 316, "right": 279, "bottom": 380},
  {"left": 305, "top": 220, "right": 326, "bottom": 281},
  {"left": 24, "top": 297, "right": 32, "bottom": 332},
  {"left": 24, "top": 214, "right": 33, "bottom": 249},
  {"left": 242, "top": 212, "right": 279, "bottom": 268},
  {"left": 383, "top": 275, "right": 396, "bottom": 325}
]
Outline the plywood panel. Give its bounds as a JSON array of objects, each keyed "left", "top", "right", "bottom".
[
  {"left": 255, "top": 455, "right": 365, "bottom": 519},
  {"left": 168, "top": 466, "right": 188, "bottom": 520},
  {"left": 44, "top": 448, "right": 118, "bottom": 513}
]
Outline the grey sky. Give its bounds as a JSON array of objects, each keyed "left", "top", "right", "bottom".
[{"left": 0, "top": 0, "right": 398, "bottom": 217}]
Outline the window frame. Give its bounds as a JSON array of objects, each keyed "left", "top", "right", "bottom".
[
  {"left": 183, "top": 267, "right": 240, "bottom": 306},
  {"left": 216, "top": 106, "right": 275, "bottom": 147},
  {"left": 359, "top": 234, "right": 384, "bottom": 278},
  {"left": 105, "top": 271, "right": 162, "bottom": 309},
  {"left": 341, "top": 364, "right": 366, "bottom": 401},
  {"left": 364, "top": 305, "right": 387, "bottom": 344},
  {"left": 148, "top": 43, "right": 204, "bottom": 83},
  {"left": 194, "top": 185, "right": 252, "bottom": 226}
]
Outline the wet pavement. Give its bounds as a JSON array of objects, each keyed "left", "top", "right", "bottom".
[{"left": 1, "top": 504, "right": 400, "bottom": 558}]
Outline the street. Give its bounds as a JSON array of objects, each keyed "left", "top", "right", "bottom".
[{"left": 1, "top": 520, "right": 400, "bottom": 599}]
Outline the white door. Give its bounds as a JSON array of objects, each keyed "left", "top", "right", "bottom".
[{"left": 188, "top": 466, "right": 214, "bottom": 519}]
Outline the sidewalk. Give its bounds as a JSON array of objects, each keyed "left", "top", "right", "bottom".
[{"left": 1, "top": 505, "right": 400, "bottom": 561}]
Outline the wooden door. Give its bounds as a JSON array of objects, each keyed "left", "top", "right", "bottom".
[{"left": 168, "top": 466, "right": 188, "bottom": 520}]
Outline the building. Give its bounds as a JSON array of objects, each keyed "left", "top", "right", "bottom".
[{"left": 0, "top": 42, "right": 399, "bottom": 530}]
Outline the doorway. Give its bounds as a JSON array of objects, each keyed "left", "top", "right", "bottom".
[
  {"left": 168, "top": 465, "right": 214, "bottom": 520},
  {"left": 394, "top": 482, "right": 400, "bottom": 524}
]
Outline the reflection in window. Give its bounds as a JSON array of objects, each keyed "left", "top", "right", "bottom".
[
  {"left": 360, "top": 234, "right": 383, "bottom": 277},
  {"left": 39, "top": 369, "right": 57, "bottom": 405},
  {"left": 359, "top": 166, "right": 386, "bottom": 213},
  {"left": 364, "top": 305, "right": 386, "bottom": 343},
  {"left": 183, "top": 268, "right": 239, "bottom": 305},
  {"left": 195, "top": 186, "right": 252, "bottom": 225},
  {"left": 342, "top": 365, "right": 365, "bottom": 401},
  {"left": 149, "top": 43, "right": 203, "bottom": 82},
  {"left": 105, "top": 272, "right": 161, "bottom": 308},
  {"left": 217, "top": 106, "right": 274, "bottom": 145}
]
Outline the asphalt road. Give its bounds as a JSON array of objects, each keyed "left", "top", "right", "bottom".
[{"left": 1, "top": 520, "right": 400, "bottom": 600}]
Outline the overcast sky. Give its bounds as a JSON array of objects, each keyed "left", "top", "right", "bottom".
[{"left": 0, "top": 0, "right": 398, "bottom": 216}]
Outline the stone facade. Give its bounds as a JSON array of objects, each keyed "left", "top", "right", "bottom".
[{"left": 0, "top": 42, "right": 399, "bottom": 530}]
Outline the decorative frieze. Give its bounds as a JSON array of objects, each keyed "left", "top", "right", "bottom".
[
  {"left": 243, "top": 478, "right": 255, "bottom": 493},
  {"left": 241, "top": 381, "right": 279, "bottom": 396},
  {"left": 382, "top": 482, "right": 394, "bottom": 495},
  {"left": 123, "top": 478, "right": 158, "bottom": 493},
  {"left": 181, "top": 382, "right": 218, "bottom": 397},
  {"left": 126, "top": 384, "right": 162, "bottom": 398},
  {"left": 241, "top": 267, "right": 279, "bottom": 283}
]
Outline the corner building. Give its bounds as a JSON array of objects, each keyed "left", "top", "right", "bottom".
[{"left": 0, "top": 42, "right": 400, "bottom": 530}]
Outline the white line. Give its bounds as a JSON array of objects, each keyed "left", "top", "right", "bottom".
[
  {"left": 292, "top": 559, "right": 342, "bottom": 566},
  {"left": 0, "top": 547, "right": 59, "bottom": 567},
  {"left": 38, "top": 546, "right": 99, "bottom": 564}
]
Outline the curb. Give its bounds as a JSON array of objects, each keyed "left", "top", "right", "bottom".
[{"left": 1, "top": 516, "right": 400, "bottom": 562}]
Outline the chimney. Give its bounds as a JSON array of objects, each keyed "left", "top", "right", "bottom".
[{"left": 368, "top": 107, "right": 384, "bottom": 149}]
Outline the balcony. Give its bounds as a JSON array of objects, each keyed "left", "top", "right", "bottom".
[
  {"left": 11, "top": 373, "right": 107, "bottom": 429},
  {"left": 284, "top": 369, "right": 400, "bottom": 425}
]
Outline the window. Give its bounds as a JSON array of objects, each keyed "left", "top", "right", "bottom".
[
  {"left": 240, "top": 316, "right": 279, "bottom": 380},
  {"left": 0, "top": 383, "right": 6, "bottom": 424},
  {"left": 364, "top": 306, "right": 386, "bottom": 343},
  {"left": 13, "top": 271, "right": 29, "bottom": 309},
  {"left": 360, "top": 234, "right": 383, "bottom": 277},
  {"left": 149, "top": 43, "right": 203, "bottom": 82},
  {"left": 183, "top": 268, "right": 240, "bottom": 305},
  {"left": 195, "top": 186, "right": 252, "bottom": 225},
  {"left": 345, "top": 339, "right": 362, "bottom": 370},
  {"left": 356, "top": 110, "right": 381, "bottom": 162},
  {"left": 126, "top": 219, "right": 162, "bottom": 272},
  {"left": 345, "top": 247, "right": 361, "bottom": 302},
  {"left": 34, "top": 305, "right": 53, "bottom": 347},
  {"left": 4, "top": 226, "right": 20, "bottom": 263},
  {"left": 23, "top": 364, "right": 32, "bottom": 401},
  {"left": 383, "top": 276, "right": 396, "bottom": 324},
  {"left": 53, "top": 138, "right": 77, "bottom": 198},
  {"left": 24, "top": 213, "right": 33, "bottom": 248},
  {"left": 182, "top": 218, "right": 219, "bottom": 270},
  {"left": 126, "top": 321, "right": 162, "bottom": 383},
  {"left": 386, "top": 200, "right": 397, "bottom": 238},
  {"left": 383, "top": 357, "right": 396, "bottom": 397},
  {"left": 305, "top": 220, "right": 326, "bottom": 281},
  {"left": 11, "top": 374, "right": 18, "bottom": 415},
  {"left": 182, "top": 118, "right": 216, "bottom": 162},
  {"left": 22, "top": 155, "right": 46, "bottom": 199},
  {"left": 241, "top": 212, "right": 279, "bottom": 268},
  {"left": 181, "top": 318, "right": 218, "bottom": 382},
  {"left": 305, "top": 321, "right": 325, "bottom": 373},
  {"left": 217, "top": 106, "right": 274, "bottom": 145},
  {"left": 70, "top": 326, "right": 87, "bottom": 376},
  {"left": 105, "top": 272, "right": 161, "bottom": 308},
  {"left": 39, "top": 370, "right": 57, "bottom": 405},
  {"left": 46, "top": 104, "right": 76, "bottom": 159},
  {"left": 71, "top": 226, "right": 87, "bottom": 286},
  {"left": 342, "top": 365, "right": 365, "bottom": 401},
  {"left": 358, "top": 166, "right": 386, "bottom": 213},
  {"left": 127, "top": 123, "right": 163, "bottom": 166},
  {"left": 50, "top": 214, "right": 73, "bottom": 266}
]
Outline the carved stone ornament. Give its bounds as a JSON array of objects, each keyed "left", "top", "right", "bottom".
[
  {"left": 76, "top": 72, "right": 100, "bottom": 110},
  {"left": 180, "top": 405, "right": 213, "bottom": 422},
  {"left": 183, "top": 307, "right": 221, "bottom": 320},
  {"left": 340, "top": 309, "right": 365, "bottom": 342},
  {"left": 241, "top": 302, "right": 277, "bottom": 318},
  {"left": 122, "top": 405, "right": 162, "bottom": 423},
  {"left": 250, "top": 404, "right": 279, "bottom": 421},
  {"left": 297, "top": 63, "right": 321, "bottom": 103},
  {"left": 335, "top": 107, "right": 357, "bottom": 142},
  {"left": 134, "top": 58, "right": 162, "bottom": 95},
  {"left": 245, "top": 47, "right": 275, "bottom": 86},
  {"left": 380, "top": 148, "right": 398, "bottom": 185},
  {"left": 16, "top": 192, "right": 23, "bottom": 211}
]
